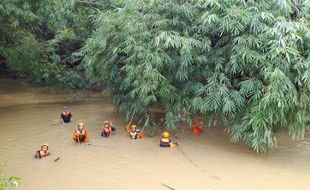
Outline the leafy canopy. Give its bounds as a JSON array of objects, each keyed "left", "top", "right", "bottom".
[
  {"left": 83, "top": 0, "right": 310, "bottom": 152},
  {"left": 0, "top": 0, "right": 94, "bottom": 89}
]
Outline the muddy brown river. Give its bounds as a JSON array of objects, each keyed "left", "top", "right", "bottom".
[{"left": 0, "top": 79, "right": 310, "bottom": 190}]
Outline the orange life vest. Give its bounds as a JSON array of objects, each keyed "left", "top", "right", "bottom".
[
  {"left": 73, "top": 130, "right": 89, "bottom": 143},
  {"left": 193, "top": 116, "right": 204, "bottom": 135},
  {"left": 125, "top": 125, "right": 144, "bottom": 139},
  {"left": 39, "top": 150, "right": 49, "bottom": 157},
  {"left": 63, "top": 111, "right": 70, "bottom": 116}
]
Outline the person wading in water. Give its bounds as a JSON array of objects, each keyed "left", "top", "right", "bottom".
[
  {"left": 35, "top": 144, "right": 50, "bottom": 159},
  {"left": 159, "top": 132, "right": 178, "bottom": 148},
  {"left": 73, "top": 123, "right": 89, "bottom": 143},
  {"left": 101, "top": 120, "right": 116, "bottom": 138},
  {"left": 125, "top": 124, "right": 144, "bottom": 139},
  {"left": 60, "top": 107, "right": 72, "bottom": 124}
]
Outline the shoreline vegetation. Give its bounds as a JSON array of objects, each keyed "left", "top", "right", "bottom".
[{"left": 0, "top": 165, "right": 20, "bottom": 190}]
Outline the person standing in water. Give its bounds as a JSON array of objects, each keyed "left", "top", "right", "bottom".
[
  {"left": 159, "top": 132, "right": 178, "bottom": 148},
  {"left": 101, "top": 121, "right": 116, "bottom": 138},
  {"left": 125, "top": 124, "right": 144, "bottom": 139},
  {"left": 193, "top": 116, "right": 204, "bottom": 136},
  {"left": 35, "top": 144, "right": 50, "bottom": 159},
  {"left": 60, "top": 107, "right": 72, "bottom": 124},
  {"left": 73, "top": 123, "right": 89, "bottom": 143}
]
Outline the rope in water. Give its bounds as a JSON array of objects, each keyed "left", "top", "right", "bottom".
[
  {"left": 176, "top": 146, "right": 207, "bottom": 174},
  {"left": 160, "top": 183, "right": 175, "bottom": 190}
]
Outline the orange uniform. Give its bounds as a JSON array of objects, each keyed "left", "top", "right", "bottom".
[
  {"left": 125, "top": 124, "right": 144, "bottom": 139},
  {"left": 101, "top": 121, "right": 113, "bottom": 137},
  {"left": 73, "top": 130, "right": 89, "bottom": 143},
  {"left": 193, "top": 116, "right": 204, "bottom": 136},
  {"left": 35, "top": 144, "right": 50, "bottom": 159}
]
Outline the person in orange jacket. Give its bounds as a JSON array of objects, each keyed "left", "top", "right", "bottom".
[
  {"left": 35, "top": 144, "right": 50, "bottom": 159},
  {"left": 193, "top": 116, "right": 204, "bottom": 136},
  {"left": 73, "top": 123, "right": 89, "bottom": 143},
  {"left": 125, "top": 124, "right": 144, "bottom": 139},
  {"left": 101, "top": 120, "right": 116, "bottom": 138}
]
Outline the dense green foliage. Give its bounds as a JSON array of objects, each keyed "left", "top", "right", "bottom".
[
  {"left": 83, "top": 0, "right": 310, "bottom": 152},
  {"left": 1, "top": 0, "right": 310, "bottom": 152},
  {"left": 0, "top": 0, "right": 93, "bottom": 89}
]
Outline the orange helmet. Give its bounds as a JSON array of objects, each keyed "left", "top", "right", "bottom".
[{"left": 162, "top": 132, "right": 169, "bottom": 138}]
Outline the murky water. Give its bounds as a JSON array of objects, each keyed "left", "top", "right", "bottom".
[{"left": 0, "top": 79, "right": 310, "bottom": 190}]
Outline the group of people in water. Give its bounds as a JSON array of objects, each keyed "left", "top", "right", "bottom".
[{"left": 35, "top": 106, "right": 182, "bottom": 159}]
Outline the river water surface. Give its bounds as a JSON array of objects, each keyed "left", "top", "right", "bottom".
[{"left": 0, "top": 79, "right": 310, "bottom": 190}]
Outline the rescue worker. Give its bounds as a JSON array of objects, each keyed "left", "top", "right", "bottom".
[
  {"left": 101, "top": 120, "right": 116, "bottom": 138},
  {"left": 159, "top": 132, "right": 178, "bottom": 148},
  {"left": 73, "top": 123, "right": 89, "bottom": 143},
  {"left": 193, "top": 116, "right": 204, "bottom": 136},
  {"left": 125, "top": 124, "right": 144, "bottom": 139},
  {"left": 35, "top": 144, "right": 50, "bottom": 159},
  {"left": 60, "top": 107, "right": 72, "bottom": 124}
]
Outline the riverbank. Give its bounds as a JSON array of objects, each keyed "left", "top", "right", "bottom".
[{"left": 0, "top": 79, "right": 310, "bottom": 190}]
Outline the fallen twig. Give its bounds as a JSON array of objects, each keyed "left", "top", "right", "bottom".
[{"left": 54, "top": 157, "right": 60, "bottom": 162}]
